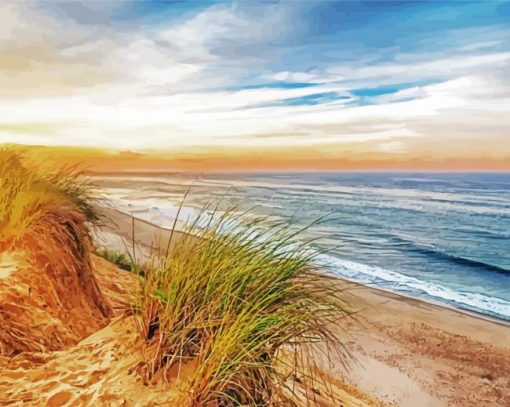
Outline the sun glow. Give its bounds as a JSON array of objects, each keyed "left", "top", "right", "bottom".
[{"left": 0, "top": 2, "right": 509, "bottom": 170}]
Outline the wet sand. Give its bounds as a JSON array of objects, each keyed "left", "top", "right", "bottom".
[{"left": 97, "top": 206, "right": 510, "bottom": 407}]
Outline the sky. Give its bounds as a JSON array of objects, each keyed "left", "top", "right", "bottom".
[{"left": 1, "top": 0, "right": 510, "bottom": 171}]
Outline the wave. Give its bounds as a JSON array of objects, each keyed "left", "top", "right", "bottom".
[
  {"left": 318, "top": 255, "right": 510, "bottom": 321},
  {"left": 383, "top": 233, "right": 510, "bottom": 275},
  {"left": 100, "top": 186, "right": 510, "bottom": 321},
  {"left": 99, "top": 177, "right": 510, "bottom": 216},
  {"left": 217, "top": 178, "right": 510, "bottom": 204},
  {"left": 102, "top": 196, "right": 200, "bottom": 230},
  {"left": 107, "top": 191, "right": 510, "bottom": 276},
  {"left": 411, "top": 246, "right": 510, "bottom": 275}
]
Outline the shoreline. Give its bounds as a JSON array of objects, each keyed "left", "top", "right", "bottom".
[
  {"left": 342, "top": 277, "right": 510, "bottom": 327},
  {"left": 96, "top": 205, "right": 510, "bottom": 406},
  {"left": 98, "top": 205, "right": 509, "bottom": 327}
]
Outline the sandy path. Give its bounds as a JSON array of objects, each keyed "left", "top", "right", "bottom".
[{"left": 0, "top": 316, "right": 175, "bottom": 406}]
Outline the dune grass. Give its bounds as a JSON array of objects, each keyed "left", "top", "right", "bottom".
[
  {"left": 0, "top": 149, "right": 99, "bottom": 247},
  {"left": 135, "top": 208, "right": 351, "bottom": 406},
  {"left": 96, "top": 248, "right": 136, "bottom": 272},
  {"left": 0, "top": 149, "right": 111, "bottom": 354}
]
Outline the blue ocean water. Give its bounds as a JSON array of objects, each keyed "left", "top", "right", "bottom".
[{"left": 98, "top": 172, "right": 510, "bottom": 321}]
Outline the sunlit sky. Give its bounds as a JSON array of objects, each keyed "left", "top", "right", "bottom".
[{"left": 1, "top": 1, "right": 510, "bottom": 170}]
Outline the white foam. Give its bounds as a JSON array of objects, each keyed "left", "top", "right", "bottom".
[
  {"left": 317, "top": 255, "right": 510, "bottom": 320},
  {"left": 98, "top": 182, "right": 510, "bottom": 321},
  {"left": 103, "top": 194, "right": 201, "bottom": 230}
]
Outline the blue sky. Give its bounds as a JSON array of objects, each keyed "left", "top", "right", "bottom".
[{"left": 0, "top": 0, "right": 509, "bottom": 167}]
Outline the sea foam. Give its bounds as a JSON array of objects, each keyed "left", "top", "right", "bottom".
[{"left": 317, "top": 254, "right": 510, "bottom": 321}]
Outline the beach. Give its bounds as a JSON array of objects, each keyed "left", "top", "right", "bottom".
[
  {"left": 92, "top": 172, "right": 510, "bottom": 322},
  {"left": 1, "top": 200, "right": 509, "bottom": 406},
  {"left": 3, "top": 1, "right": 510, "bottom": 403},
  {"left": 97, "top": 206, "right": 510, "bottom": 406}
]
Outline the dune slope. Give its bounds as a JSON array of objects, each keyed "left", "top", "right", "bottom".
[
  {"left": 0, "top": 151, "right": 112, "bottom": 355},
  {"left": 0, "top": 256, "right": 376, "bottom": 407}
]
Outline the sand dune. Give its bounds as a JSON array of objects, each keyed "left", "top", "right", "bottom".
[
  {"left": 0, "top": 256, "right": 376, "bottom": 406},
  {"left": 0, "top": 151, "right": 378, "bottom": 406},
  {"left": 0, "top": 218, "right": 111, "bottom": 357},
  {"left": 0, "top": 256, "right": 178, "bottom": 406},
  {"left": 1, "top": 205, "right": 509, "bottom": 406}
]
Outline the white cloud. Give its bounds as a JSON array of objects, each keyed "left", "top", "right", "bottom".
[
  {"left": 270, "top": 51, "right": 510, "bottom": 88},
  {"left": 1, "top": 72, "right": 508, "bottom": 151},
  {"left": 0, "top": 2, "right": 509, "bottom": 158},
  {"left": 377, "top": 141, "right": 406, "bottom": 153}
]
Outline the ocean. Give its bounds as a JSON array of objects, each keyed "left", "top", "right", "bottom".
[{"left": 94, "top": 172, "right": 510, "bottom": 321}]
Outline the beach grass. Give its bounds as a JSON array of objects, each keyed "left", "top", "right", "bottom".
[
  {"left": 96, "top": 248, "right": 136, "bottom": 272},
  {"left": 0, "top": 149, "right": 110, "bottom": 354},
  {"left": 0, "top": 148, "right": 99, "bottom": 247},
  {"left": 134, "top": 208, "right": 351, "bottom": 406}
]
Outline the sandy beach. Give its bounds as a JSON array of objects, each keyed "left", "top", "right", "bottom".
[
  {"left": 96, "top": 206, "right": 510, "bottom": 407},
  {"left": 3, "top": 1, "right": 509, "bottom": 404},
  {"left": 2, "top": 199, "right": 508, "bottom": 406}
]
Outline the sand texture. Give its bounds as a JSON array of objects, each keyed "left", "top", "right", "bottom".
[
  {"left": 97, "top": 207, "right": 510, "bottom": 406},
  {"left": 0, "top": 255, "right": 376, "bottom": 406},
  {"left": 1, "top": 206, "right": 508, "bottom": 406}
]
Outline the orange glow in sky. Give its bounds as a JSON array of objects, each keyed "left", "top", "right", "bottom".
[{"left": 1, "top": 2, "right": 509, "bottom": 171}]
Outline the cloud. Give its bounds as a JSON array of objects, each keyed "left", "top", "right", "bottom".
[
  {"left": 270, "top": 51, "right": 510, "bottom": 89},
  {"left": 0, "top": 1, "right": 509, "bottom": 166},
  {"left": 0, "top": 2, "right": 123, "bottom": 96}
]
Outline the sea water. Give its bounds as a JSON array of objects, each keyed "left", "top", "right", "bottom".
[{"left": 95, "top": 172, "right": 510, "bottom": 321}]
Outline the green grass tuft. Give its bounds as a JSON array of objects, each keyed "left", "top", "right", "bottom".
[
  {"left": 96, "top": 248, "right": 136, "bottom": 272},
  {"left": 135, "top": 208, "right": 351, "bottom": 406}
]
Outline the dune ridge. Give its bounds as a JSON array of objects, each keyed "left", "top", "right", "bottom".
[
  {"left": 0, "top": 151, "right": 111, "bottom": 356},
  {"left": 0, "top": 254, "right": 376, "bottom": 406}
]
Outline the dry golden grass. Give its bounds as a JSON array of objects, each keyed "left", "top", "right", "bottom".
[
  {"left": 0, "top": 149, "right": 98, "bottom": 245},
  {"left": 0, "top": 149, "right": 111, "bottom": 355}
]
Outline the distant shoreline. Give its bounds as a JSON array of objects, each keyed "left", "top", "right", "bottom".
[{"left": 86, "top": 169, "right": 510, "bottom": 176}]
